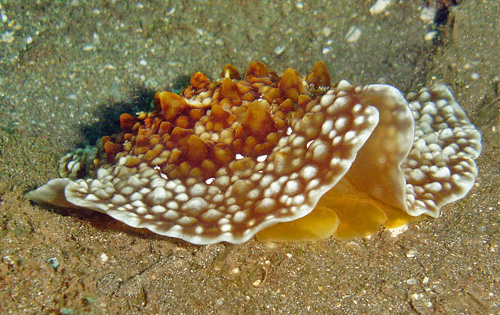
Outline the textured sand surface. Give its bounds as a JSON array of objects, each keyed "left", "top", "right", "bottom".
[{"left": 1, "top": 1, "right": 499, "bottom": 314}]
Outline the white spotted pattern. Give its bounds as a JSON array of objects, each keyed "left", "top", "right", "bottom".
[
  {"left": 28, "top": 82, "right": 380, "bottom": 244},
  {"left": 403, "top": 85, "right": 481, "bottom": 217},
  {"left": 27, "top": 81, "right": 481, "bottom": 245}
]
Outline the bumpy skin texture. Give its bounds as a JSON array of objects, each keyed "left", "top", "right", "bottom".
[
  {"left": 27, "top": 62, "right": 481, "bottom": 244},
  {"left": 403, "top": 86, "right": 481, "bottom": 217}
]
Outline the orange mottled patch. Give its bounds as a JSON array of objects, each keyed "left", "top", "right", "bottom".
[{"left": 102, "top": 62, "right": 331, "bottom": 181}]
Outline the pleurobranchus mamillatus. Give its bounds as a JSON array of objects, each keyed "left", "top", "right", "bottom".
[{"left": 27, "top": 62, "right": 482, "bottom": 245}]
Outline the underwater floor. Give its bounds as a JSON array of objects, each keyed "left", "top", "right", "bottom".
[{"left": 0, "top": 1, "right": 499, "bottom": 313}]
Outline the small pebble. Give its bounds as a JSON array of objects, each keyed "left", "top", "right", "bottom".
[
  {"left": 1, "top": 31, "right": 14, "bottom": 43},
  {"left": 420, "top": 7, "right": 437, "bottom": 23},
  {"left": 345, "top": 27, "right": 361, "bottom": 43},
  {"left": 322, "top": 27, "right": 332, "bottom": 37},
  {"left": 274, "top": 45, "right": 285, "bottom": 56},
  {"left": 47, "top": 257, "right": 60, "bottom": 270},
  {"left": 406, "top": 278, "right": 417, "bottom": 285},
  {"left": 370, "top": 0, "right": 392, "bottom": 15},
  {"left": 388, "top": 225, "right": 408, "bottom": 237},
  {"left": 406, "top": 249, "right": 417, "bottom": 258},
  {"left": 424, "top": 30, "right": 438, "bottom": 41},
  {"left": 100, "top": 253, "right": 109, "bottom": 263}
]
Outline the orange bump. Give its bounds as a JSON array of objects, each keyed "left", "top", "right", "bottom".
[
  {"left": 278, "top": 98, "right": 295, "bottom": 114},
  {"left": 245, "top": 62, "right": 269, "bottom": 78},
  {"left": 244, "top": 100, "right": 277, "bottom": 137},
  {"left": 306, "top": 61, "right": 331, "bottom": 88},
  {"left": 201, "top": 158, "right": 216, "bottom": 174},
  {"left": 158, "top": 121, "right": 173, "bottom": 136},
  {"left": 187, "top": 135, "right": 209, "bottom": 165},
  {"left": 126, "top": 156, "right": 142, "bottom": 168},
  {"left": 175, "top": 115, "right": 190, "bottom": 129},
  {"left": 170, "top": 126, "right": 194, "bottom": 142},
  {"left": 242, "top": 92, "right": 256, "bottom": 102},
  {"left": 149, "top": 135, "right": 161, "bottom": 146},
  {"left": 298, "top": 95, "right": 312, "bottom": 108},
  {"left": 168, "top": 148, "right": 183, "bottom": 164},
  {"left": 101, "top": 136, "right": 112, "bottom": 147},
  {"left": 279, "top": 68, "right": 304, "bottom": 103},
  {"left": 220, "top": 77, "right": 242, "bottom": 100},
  {"left": 103, "top": 141, "right": 122, "bottom": 159},
  {"left": 119, "top": 113, "right": 137, "bottom": 131},
  {"left": 135, "top": 134, "right": 150, "bottom": 147},
  {"left": 157, "top": 91, "right": 188, "bottom": 120},
  {"left": 213, "top": 146, "right": 233, "bottom": 165},
  {"left": 210, "top": 103, "right": 236, "bottom": 128},
  {"left": 189, "top": 108, "right": 203, "bottom": 121},
  {"left": 265, "top": 87, "right": 282, "bottom": 103},
  {"left": 220, "top": 64, "right": 240, "bottom": 80},
  {"left": 190, "top": 72, "right": 211, "bottom": 90},
  {"left": 144, "top": 149, "right": 160, "bottom": 162}
]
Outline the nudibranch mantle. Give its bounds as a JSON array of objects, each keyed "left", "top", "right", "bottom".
[{"left": 27, "top": 62, "right": 481, "bottom": 244}]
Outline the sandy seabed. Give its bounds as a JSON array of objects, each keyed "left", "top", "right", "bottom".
[{"left": 0, "top": 1, "right": 499, "bottom": 314}]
